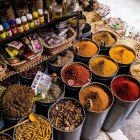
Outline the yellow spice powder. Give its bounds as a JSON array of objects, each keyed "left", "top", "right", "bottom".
[
  {"left": 73, "top": 41, "right": 98, "bottom": 57},
  {"left": 109, "top": 46, "right": 135, "bottom": 64},
  {"left": 79, "top": 85, "right": 110, "bottom": 112},
  {"left": 89, "top": 56, "right": 118, "bottom": 77}
]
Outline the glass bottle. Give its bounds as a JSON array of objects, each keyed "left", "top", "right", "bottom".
[
  {"left": 0, "top": 25, "right": 7, "bottom": 40},
  {"left": 61, "top": 0, "right": 67, "bottom": 15},
  {"left": 2, "top": 22, "right": 12, "bottom": 37},
  {"left": 9, "top": 20, "right": 18, "bottom": 35},
  {"left": 33, "top": 11, "right": 40, "bottom": 26},
  {"left": 21, "top": 16, "right": 30, "bottom": 31},
  {"left": 26, "top": 14, "right": 35, "bottom": 28},
  {"left": 16, "top": 18, "right": 24, "bottom": 33},
  {"left": 38, "top": 9, "right": 44, "bottom": 24}
]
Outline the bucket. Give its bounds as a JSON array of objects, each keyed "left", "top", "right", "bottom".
[
  {"left": 13, "top": 114, "right": 53, "bottom": 140},
  {"left": 109, "top": 40, "right": 137, "bottom": 75},
  {"left": 48, "top": 97, "right": 85, "bottom": 140},
  {"left": 79, "top": 82, "right": 114, "bottom": 140},
  {"left": 102, "top": 75, "right": 140, "bottom": 132},
  {"left": 73, "top": 39, "right": 100, "bottom": 65},
  {"left": 82, "top": 23, "right": 92, "bottom": 39},
  {"left": 48, "top": 49, "right": 74, "bottom": 76},
  {"left": 89, "top": 55, "right": 119, "bottom": 86},
  {"left": 35, "top": 77, "right": 65, "bottom": 117},
  {"left": 60, "top": 62, "right": 92, "bottom": 100},
  {"left": 0, "top": 133, "right": 13, "bottom": 140},
  {"left": 92, "top": 29, "right": 118, "bottom": 55}
]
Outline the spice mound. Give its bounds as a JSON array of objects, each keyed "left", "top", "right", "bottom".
[
  {"left": 15, "top": 115, "right": 52, "bottom": 140},
  {"left": 93, "top": 31, "right": 116, "bottom": 47},
  {"left": 0, "top": 134, "right": 12, "bottom": 140},
  {"left": 89, "top": 56, "right": 118, "bottom": 77},
  {"left": 79, "top": 85, "right": 110, "bottom": 112},
  {"left": 109, "top": 46, "right": 135, "bottom": 64},
  {"left": 111, "top": 76, "right": 140, "bottom": 101},
  {"left": 73, "top": 40, "right": 98, "bottom": 57},
  {"left": 61, "top": 63, "right": 91, "bottom": 86},
  {"left": 130, "top": 62, "right": 140, "bottom": 82},
  {"left": 49, "top": 99, "right": 84, "bottom": 132},
  {"left": 0, "top": 84, "right": 35, "bottom": 119},
  {"left": 49, "top": 50, "right": 74, "bottom": 67}
]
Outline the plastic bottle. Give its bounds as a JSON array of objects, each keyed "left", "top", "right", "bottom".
[
  {"left": 2, "top": 22, "right": 12, "bottom": 37},
  {"left": 38, "top": 9, "right": 44, "bottom": 24},
  {"left": 21, "top": 16, "right": 30, "bottom": 31},
  {"left": 16, "top": 18, "right": 24, "bottom": 33},
  {"left": 9, "top": 20, "right": 18, "bottom": 35},
  {"left": 26, "top": 14, "right": 35, "bottom": 28},
  {"left": 33, "top": 11, "right": 40, "bottom": 26},
  {"left": 0, "top": 25, "right": 7, "bottom": 40}
]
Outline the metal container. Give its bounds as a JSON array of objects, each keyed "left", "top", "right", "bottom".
[
  {"left": 102, "top": 75, "right": 140, "bottom": 132},
  {"left": 60, "top": 62, "right": 92, "bottom": 100},
  {"left": 0, "top": 133, "right": 13, "bottom": 140},
  {"left": 48, "top": 97, "right": 86, "bottom": 140},
  {"left": 73, "top": 38, "right": 100, "bottom": 65},
  {"left": 35, "top": 77, "right": 65, "bottom": 117},
  {"left": 79, "top": 82, "right": 114, "bottom": 140},
  {"left": 89, "top": 55, "right": 119, "bottom": 86}
]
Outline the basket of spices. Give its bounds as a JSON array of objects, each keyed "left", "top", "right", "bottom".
[
  {"left": 0, "top": 61, "right": 7, "bottom": 79},
  {"left": 48, "top": 49, "right": 74, "bottom": 76},
  {"left": 109, "top": 44, "right": 136, "bottom": 74},
  {"left": 0, "top": 84, "right": 36, "bottom": 122},
  {"left": 0, "top": 133, "right": 13, "bottom": 140},
  {"left": 89, "top": 55, "right": 119, "bottom": 86},
  {"left": 79, "top": 82, "right": 114, "bottom": 140},
  {"left": 92, "top": 29, "right": 119, "bottom": 54},
  {"left": 102, "top": 75, "right": 140, "bottom": 132},
  {"left": 48, "top": 97, "right": 85, "bottom": 140},
  {"left": 61, "top": 62, "right": 92, "bottom": 99},
  {"left": 14, "top": 114, "right": 53, "bottom": 140},
  {"left": 73, "top": 39, "right": 99, "bottom": 64}
]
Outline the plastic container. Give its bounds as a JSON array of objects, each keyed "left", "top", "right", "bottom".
[
  {"left": 48, "top": 97, "right": 85, "bottom": 140},
  {"left": 89, "top": 55, "right": 119, "bottom": 86},
  {"left": 79, "top": 82, "right": 114, "bottom": 140},
  {"left": 102, "top": 75, "right": 140, "bottom": 132}
]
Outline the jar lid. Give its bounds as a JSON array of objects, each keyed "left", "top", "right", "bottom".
[
  {"left": 8, "top": 20, "right": 16, "bottom": 25},
  {"left": 53, "top": 5, "right": 62, "bottom": 12},
  {"left": 33, "top": 11, "right": 38, "bottom": 18},
  {"left": 0, "top": 25, "right": 3, "bottom": 31},
  {"left": 21, "top": 16, "right": 27, "bottom": 22},
  {"left": 26, "top": 14, "right": 33, "bottom": 20},
  {"left": 16, "top": 18, "right": 22, "bottom": 24},
  {"left": 2, "top": 22, "right": 10, "bottom": 29},
  {"left": 38, "top": 9, "right": 43, "bottom": 15}
]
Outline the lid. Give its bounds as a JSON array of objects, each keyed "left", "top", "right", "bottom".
[
  {"left": 53, "top": 5, "right": 62, "bottom": 12},
  {"left": 0, "top": 25, "right": 4, "bottom": 31},
  {"left": 38, "top": 9, "right": 43, "bottom": 15},
  {"left": 8, "top": 20, "right": 16, "bottom": 25},
  {"left": 16, "top": 18, "right": 22, "bottom": 24},
  {"left": 33, "top": 11, "right": 39, "bottom": 18},
  {"left": 2, "top": 22, "right": 10, "bottom": 29},
  {"left": 21, "top": 16, "right": 27, "bottom": 22},
  {"left": 26, "top": 14, "right": 33, "bottom": 20}
]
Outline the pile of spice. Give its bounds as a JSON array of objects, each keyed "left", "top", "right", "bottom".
[
  {"left": 93, "top": 31, "right": 116, "bottom": 47},
  {"left": 73, "top": 40, "right": 98, "bottom": 57},
  {"left": 15, "top": 115, "right": 52, "bottom": 140},
  {"left": 49, "top": 99, "right": 84, "bottom": 131},
  {"left": 79, "top": 85, "right": 110, "bottom": 112},
  {"left": 130, "top": 62, "right": 140, "bottom": 82},
  {"left": 61, "top": 63, "right": 91, "bottom": 86},
  {"left": 49, "top": 50, "right": 74, "bottom": 67},
  {"left": 109, "top": 45, "right": 135, "bottom": 64},
  {"left": 0, "top": 85, "right": 35, "bottom": 120},
  {"left": 0, "top": 134, "right": 12, "bottom": 140},
  {"left": 111, "top": 76, "right": 140, "bottom": 101},
  {"left": 89, "top": 56, "right": 118, "bottom": 77}
]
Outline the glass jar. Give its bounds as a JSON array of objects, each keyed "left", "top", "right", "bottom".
[{"left": 53, "top": 5, "right": 62, "bottom": 19}]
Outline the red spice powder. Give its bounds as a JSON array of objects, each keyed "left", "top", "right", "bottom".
[
  {"left": 62, "top": 64, "right": 91, "bottom": 86},
  {"left": 111, "top": 76, "right": 140, "bottom": 101}
]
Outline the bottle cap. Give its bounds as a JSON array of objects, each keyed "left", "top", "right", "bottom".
[
  {"left": 33, "top": 11, "right": 38, "bottom": 18},
  {"left": 38, "top": 9, "right": 43, "bottom": 15},
  {"left": 0, "top": 25, "right": 4, "bottom": 31},
  {"left": 26, "top": 14, "right": 33, "bottom": 20},
  {"left": 21, "top": 16, "right": 27, "bottom": 22},
  {"left": 2, "top": 22, "right": 10, "bottom": 29},
  {"left": 8, "top": 20, "right": 16, "bottom": 25},
  {"left": 16, "top": 18, "right": 22, "bottom": 24}
]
